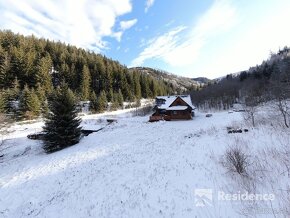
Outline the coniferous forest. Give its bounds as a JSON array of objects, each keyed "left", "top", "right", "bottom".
[{"left": 0, "top": 30, "right": 174, "bottom": 120}]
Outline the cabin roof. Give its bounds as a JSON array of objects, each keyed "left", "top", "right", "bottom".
[
  {"left": 155, "top": 95, "right": 195, "bottom": 110},
  {"left": 166, "top": 106, "right": 188, "bottom": 111}
]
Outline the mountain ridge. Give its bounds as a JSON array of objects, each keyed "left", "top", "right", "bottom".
[{"left": 129, "top": 67, "right": 200, "bottom": 93}]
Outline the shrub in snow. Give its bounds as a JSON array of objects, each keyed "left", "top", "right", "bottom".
[
  {"left": 43, "top": 84, "right": 82, "bottom": 153},
  {"left": 223, "top": 145, "right": 249, "bottom": 176}
]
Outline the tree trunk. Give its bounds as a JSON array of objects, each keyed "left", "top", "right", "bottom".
[
  {"left": 251, "top": 112, "right": 255, "bottom": 127},
  {"left": 282, "top": 112, "right": 289, "bottom": 128}
]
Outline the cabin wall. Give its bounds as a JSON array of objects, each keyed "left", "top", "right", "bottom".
[{"left": 166, "top": 110, "right": 192, "bottom": 120}]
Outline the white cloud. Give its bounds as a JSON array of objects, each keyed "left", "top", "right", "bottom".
[
  {"left": 164, "top": 0, "right": 237, "bottom": 66},
  {"left": 132, "top": 0, "right": 290, "bottom": 78},
  {"left": 0, "top": 0, "right": 133, "bottom": 52},
  {"left": 145, "top": 0, "right": 155, "bottom": 13},
  {"left": 130, "top": 26, "right": 187, "bottom": 66},
  {"left": 109, "top": 19, "right": 138, "bottom": 42},
  {"left": 132, "top": 0, "right": 237, "bottom": 67},
  {"left": 120, "top": 19, "right": 138, "bottom": 31},
  {"left": 112, "top": 31, "right": 123, "bottom": 42}
]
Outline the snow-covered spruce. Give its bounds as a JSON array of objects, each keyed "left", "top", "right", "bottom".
[{"left": 43, "top": 84, "right": 82, "bottom": 153}]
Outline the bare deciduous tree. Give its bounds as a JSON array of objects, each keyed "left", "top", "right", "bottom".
[
  {"left": 243, "top": 96, "right": 260, "bottom": 127},
  {"left": 242, "top": 83, "right": 264, "bottom": 127},
  {"left": 269, "top": 62, "right": 290, "bottom": 128}
]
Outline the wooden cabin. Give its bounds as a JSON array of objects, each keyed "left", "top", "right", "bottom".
[{"left": 149, "top": 95, "right": 195, "bottom": 122}]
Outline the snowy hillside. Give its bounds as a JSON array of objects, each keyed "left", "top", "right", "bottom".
[
  {"left": 0, "top": 109, "right": 289, "bottom": 217},
  {"left": 129, "top": 67, "right": 199, "bottom": 92}
]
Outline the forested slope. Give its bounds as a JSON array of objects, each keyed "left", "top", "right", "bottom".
[
  {"left": 0, "top": 30, "right": 177, "bottom": 119},
  {"left": 191, "top": 47, "right": 290, "bottom": 110}
]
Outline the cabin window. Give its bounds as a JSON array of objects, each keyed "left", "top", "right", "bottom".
[
  {"left": 160, "top": 110, "right": 166, "bottom": 114},
  {"left": 173, "top": 111, "right": 177, "bottom": 115}
]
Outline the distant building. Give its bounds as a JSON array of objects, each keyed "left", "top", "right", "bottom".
[{"left": 149, "top": 95, "right": 195, "bottom": 121}]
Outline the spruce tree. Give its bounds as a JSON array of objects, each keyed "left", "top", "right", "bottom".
[
  {"left": 117, "top": 89, "right": 124, "bottom": 108},
  {"left": 36, "top": 55, "right": 53, "bottom": 94},
  {"left": 140, "top": 75, "right": 149, "bottom": 98},
  {"left": 6, "top": 78, "right": 20, "bottom": 119},
  {"left": 150, "top": 80, "right": 158, "bottom": 97},
  {"left": 10, "top": 47, "right": 27, "bottom": 86},
  {"left": 43, "top": 84, "right": 81, "bottom": 153},
  {"left": 11, "top": 77, "right": 20, "bottom": 99},
  {"left": 89, "top": 91, "right": 98, "bottom": 113},
  {"left": 119, "top": 71, "right": 131, "bottom": 101},
  {"left": 18, "top": 85, "right": 30, "bottom": 119},
  {"left": 25, "top": 50, "right": 38, "bottom": 87},
  {"left": 0, "top": 46, "right": 9, "bottom": 89},
  {"left": 80, "top": 65, "right": 91, "bottom": 100},
  {"left": 133, "top": 72, "right": 141, "bottom": 99},
  {"left": 29, "top": 89, "right": 41, "bottom": 117},
  {"left": 111, "top": 92, "right": 119, "bottom": 111},
  {"left": 107, "top": 88, "right": 113, "bottom": 102},
  {"left": 3, "top": 88, "right": 13, "bottom": 116},
  {"left": 18, "top": 85, "right": 41, "bottom": 119},
  {"left": 0, "top": 91, "right": 5, "bottom": 113},
  {"left": 96, "top": 90, "right": 107, "bottom": 112},
  {"left": 105, "top": 62, "right": 113, "bottom": 101},
  {"left": 36, "top": 84, "right": 48, "bottom": 115}
]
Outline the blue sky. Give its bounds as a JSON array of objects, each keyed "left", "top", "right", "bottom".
[{"left": 0, "top": 0, "right": 290, "bottom": 78}]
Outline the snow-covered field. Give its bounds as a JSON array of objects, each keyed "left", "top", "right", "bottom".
[{"left": 0, "top": 109, "right": 289, "bottom": 217}]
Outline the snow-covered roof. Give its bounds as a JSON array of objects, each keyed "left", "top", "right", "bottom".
[
  {"left": 166, "top": 106, "right": 188, "bottom": 111},
  {"left": 179, "top": 95, "right": 195, "bottom": 109},
  {"left": 156, "top": 95, "right": 195, "bottom": 110},
  {"left": 156, "top": 96, "right": 177, "bottom": 109}
]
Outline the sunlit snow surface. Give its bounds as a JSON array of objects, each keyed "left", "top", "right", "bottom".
[{"left": 0, "top": 108, "right": 288, "bottom": 217}]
